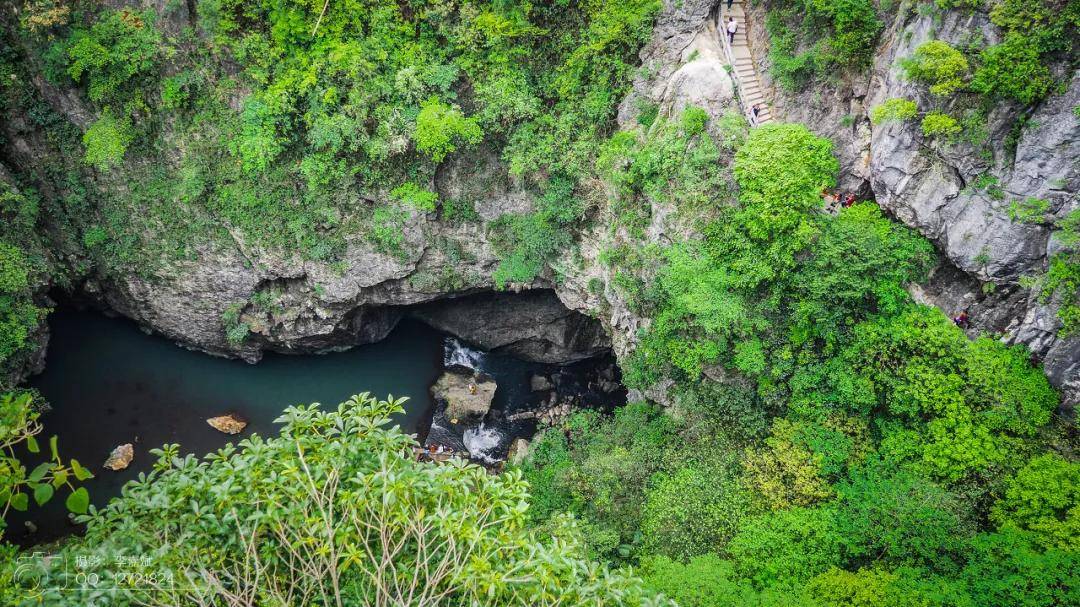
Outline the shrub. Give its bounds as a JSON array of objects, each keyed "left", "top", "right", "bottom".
[
  {"left": 921, "top": 112, "right": 962, "bottom": 139},
  {"left": 1, "top": 391, "right": 92, "bottom": 543},
  {"left": 230, "top": 97, "right": 287, "bottom": 174},
  {"left": 60, "top": 9, "right": 161, "bottom": 105},
  {"left": 27, "top": 395, "right": 670, "bottom": 605},
  {"left": 390, "top": 182, "right": 439, "bottom": 212},
  {"left": 763, "top": 0, "right": 883, "bottom": 91},
  {"left": 82, "top": 111, "right": 133, "bottom": 170},
  {"left": 681, "top": 106, "right": 709, "bottom": 136},
  {"left": 520, "top": 403, "right": 682, "bottom": 560},
  {"left": 0, "top": 242, "right": 29, "bottom": 294},
  {"left": 991, "top": 454, "right": 1079, "bottom": 550},
  {"left": 641, "top": 460, "right": 753, "bottom": 560},
  {"left": 810, "top": 0, "right": 883, "bottom": 68},
  {"left": 901, "top": 40, "right": 969, "bottom": 96},
  {"left": 728, "top": 506, "right": 844, "bottom": 588},
  {"left": 971, "top": 35, "right": 1055, "bottom": 105},
  {"left": 221, "top": 303, "right": 249, "bottom": 345},
  {"left": 0, "top": 242, "right": 41, "bottom": 364},
  {"left": 369, "top": 206, "right": 408, "bottom": 257},
  {"left": 870, "top": 98, "right": 918, "bottom": 124},
  {"left": 1038, "top": 210, "right": 1080, "bottom": 335},
  {"left": 415, "top": 97, "right": 483, "bottom": 163},
  {"left": 1008, "top": 198, "right": 1051, "bottom": 224}
]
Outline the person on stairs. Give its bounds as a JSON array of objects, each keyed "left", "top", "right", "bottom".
[
  {"left": 727, "top": 0, "right": 734, "bottom": 9},
  {"left": 726, "top": 17, "right": 738, "bottom": 44}
]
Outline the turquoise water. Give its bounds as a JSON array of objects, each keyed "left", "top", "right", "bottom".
[{"left": 10, "top": 309, "right": 445, "bottom": 545}]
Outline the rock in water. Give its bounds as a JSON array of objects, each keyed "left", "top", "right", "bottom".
[
  {"left": 530, "top": 373, "right": 554, "bottom": 392},
  {"left": 507, "top": 438, "right": 530, "bottom": 466},
  {"left": 103, "top": 444, "right": 134, "bottom": 471},
  {"left": 207, "top": 414, "right": 247, "bottom": 435},
  {"left": 431, "top": 371, "right": 496, "bottom": 423}
]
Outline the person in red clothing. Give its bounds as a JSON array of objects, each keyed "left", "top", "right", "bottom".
[{"left": 953, "top": 311, "right": 970, "bottom": 329}]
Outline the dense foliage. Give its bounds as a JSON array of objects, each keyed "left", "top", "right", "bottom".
[
  {"left": 521, "top": 119, "right": 1077, "bottom": 606},
  {"left": 0, "top": 175, "right": 48, "bottom": 378},
  {"left": 0, "top": 3, "right": 1076, "bottom": 606},
  {"left": 11, "top": 394, "right": 671, "bottom": 606},
  {"left": 871, "top": 0, "right": 1079, "bottom": 151},
  {"left": 764, "top": 0, "right": 883, "bottom": 91},
  {"left": 9, "top": 0, "right": 659, "bottom": 279}
]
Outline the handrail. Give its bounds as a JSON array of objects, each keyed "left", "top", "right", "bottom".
[{"left": 716, "top": 3, "right": 765, "bottom": 126}]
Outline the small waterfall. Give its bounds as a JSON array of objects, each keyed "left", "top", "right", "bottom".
[
  {"left": 444, "top": 337, "right": 484, "bottom": 371},
  {"left": 463, "top": 423, "right": 504, "bottom": 464}
]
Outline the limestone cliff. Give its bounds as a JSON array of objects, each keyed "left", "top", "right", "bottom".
[
  {"left": 738, "top": 2, "right": 1079, "bottom": 407},
  {"left": 1, "top": 0, "right": 1076, "bottom": 408}
]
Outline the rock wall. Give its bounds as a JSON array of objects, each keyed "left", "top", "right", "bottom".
[
  {"left": 740, "top": 3, "right": 1079, "bottom": 408},
  {"left": 3, "top": 0, "right": 1076, "bottom": 407}
]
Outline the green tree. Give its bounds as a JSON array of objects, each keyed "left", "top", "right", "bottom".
[
  {"left": 728, "top": 506, "right": 844, "bottom": 589},
  {"left": 991, "top": 454, "right": 1079, "bottom": 550},
  {"left": 30, "top": 394, "right": 671, "bottom": 606},
  {"left": 971, "top": 36, "right": 1055, "bottom": 105},
  {"left": 961, "top": 528, "right": 1079, "bottom": 607},
  {"left": 835, "top": 464, "right": 969, "bottom": 570},
  {"left": 641, "top": 459, "right": 753, "bottom": 560},
  {"left": 641, "top": 554, "right": 759, "bottom": 607}
]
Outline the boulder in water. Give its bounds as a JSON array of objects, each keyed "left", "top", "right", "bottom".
[
  {"left": 103, "top": 443, "right": 134, "bottom": 471},
  {"left": 530, "top": 373, "right": 554, "bottom": 392},
  {"left": 431, "top": 371, "right": 496, "bottom": 423},
  {"left": 207, "top": 414, "right": 247, "bottom": 435},
  {"left": 507, "top": 438, "right": 530, "bottom": 466}
]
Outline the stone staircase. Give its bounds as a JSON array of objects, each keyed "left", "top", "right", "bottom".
[{"left": 718, "top": 0, "right": 773, "bottom": 124}]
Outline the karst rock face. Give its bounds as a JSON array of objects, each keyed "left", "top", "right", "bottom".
[
  {"left": 1, "top": 0, "right": 1076, "bottom": 408},
  {"left": 750, "top": 4, "right": 1078, "bottom": 408}
]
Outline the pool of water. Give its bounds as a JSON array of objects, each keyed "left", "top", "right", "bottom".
[
  {"left": 7, "top": 307, "right": 623, "bottom": 547},
  {"left": 9, "top": 308, "right": 450, "bottom": 546}
]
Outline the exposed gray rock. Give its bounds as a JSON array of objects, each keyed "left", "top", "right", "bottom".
[
  {"left": 411, "top": 290, "right": 611, "bottom": 364},
  {"left": 507, "top": 438, "right": 530, "bottom": 466},
  {"left": 435, "top": 146, "right": 535, "bottom": 222},
  {"left": 618, "top": 0, "right": 739, "bottom": 136},
  {"left": 741, "top": 6, "right": 1080, "bottom": 408},
  {"left": 431, "top": 371, "right": 496, "bottom": 423},
  {"left": 530, "top": 373, "right": 554, "bottom": 392},
  {"left": 655, "top": 25, "right": 737, "bottom": 120}
]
